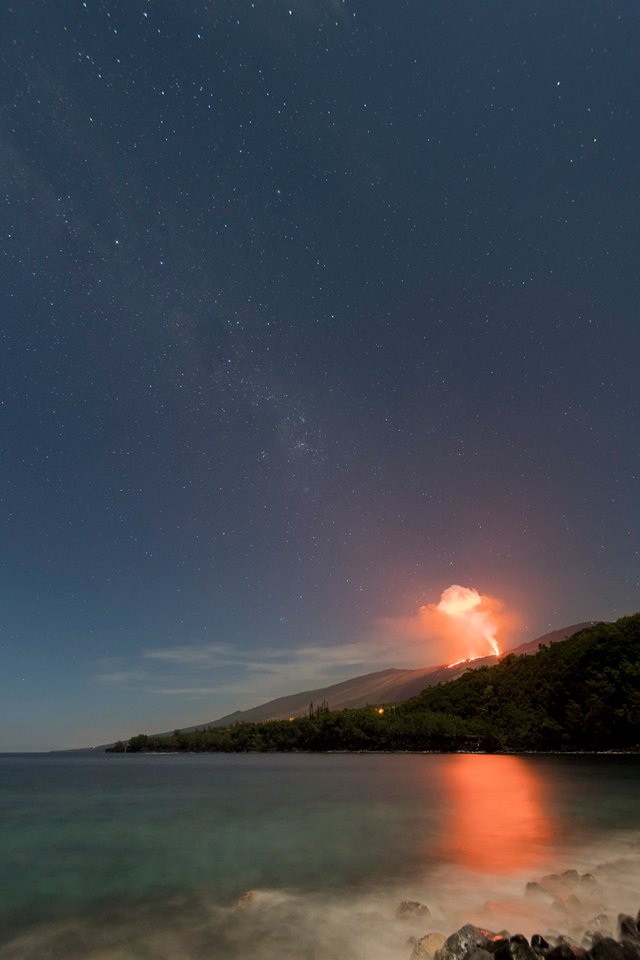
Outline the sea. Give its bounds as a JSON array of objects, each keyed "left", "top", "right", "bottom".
[{"left": 1, "top": 752, "right": 639, "bottom": 960}]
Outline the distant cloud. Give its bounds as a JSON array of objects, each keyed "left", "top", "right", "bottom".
[
  {"left": 142, "top": 643, "right": 240, "bottom": 667},
  {"left": 96, "top": 636, "right": 403, "bottom": 706}
]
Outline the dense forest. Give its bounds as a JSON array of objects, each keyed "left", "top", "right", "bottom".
[{"left": 108, "top": 614, "right": 640, "bottom": 754}]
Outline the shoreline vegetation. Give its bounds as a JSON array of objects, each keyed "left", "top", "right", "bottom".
[{"left": 107, "top": 615, "right": 640, "bottom": 756}]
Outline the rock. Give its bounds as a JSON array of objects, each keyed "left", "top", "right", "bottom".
[
  {"left": 553, "top": 894, "right": 582, "bottom": 915},
  {"left": 235, "top": 890, "right": 259, "bottom": 909},
  {"left": 531, "top": 935, "right": 551, "bottom": 954},
  {"left": 588, "top": 916, "right": 614, "bottom": 937},
  {"left": 468, "top": 950, "right": 493, "bottom": 960},
  {"left": 397, "top": 900, "right": 432, "bottom": 921},
  {"left": 546, "top": 945, "right": 585, "bottom": 960},
  {"left": 411, "top": 932, "right": 447, "bottom": 960},
  {"left": 527, "top": 883, "right": 551, "bottom": 901},
  {"left": 557, "top": 936, "right": 581, "bottom": 948},
  {"left": 581, "top": 874, "right": 598, "bottom": 888},
  {"left": 618, "top": 917, "right": 640, "bottom": 944},
  {"left": 510, "top": 936, "right": 539, "bottom": 960},
  {"left": 543, "top": 930, "right": 564, "bottom": 945},
  {"left": 486, "top": 937, "right": 509, "bottom": 952},
  {"left": 486, "top": 937, "right": 511, "bottom": 960},
  {"left": 434, "top": 924, "right": 496, "bottom": 960},
  {"left": 561, "top": 871, "right": 581, "bottom": 888},
  {"left": 544, "top": 874, "right": 562, "bottom": 886},
  {"left": 588, "top": 937, "right": 626, "bottom": 960},
  {"left": 621, "top": 942, "right": 640, "bottom": 960}
]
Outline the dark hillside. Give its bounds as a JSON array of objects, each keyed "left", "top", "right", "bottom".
[
  {"left": 110, "top": 615, "right": 640, "bottom": 754},
  {"left": 403, "top": 615, "right": 640, "bottom": 750}
]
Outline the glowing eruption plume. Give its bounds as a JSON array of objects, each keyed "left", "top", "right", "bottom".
[
  {"left": 378, "top": 583, "right": 516, "bottom": 665},
  {"left": 436, "top": 584, "right": 501, "bottom": 658}
]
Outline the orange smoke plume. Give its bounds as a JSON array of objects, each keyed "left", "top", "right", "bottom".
[
  {"left": 378, "top": 584, "right": 516, "bottom": 666},
  {"left": 435, "top": 584, "right": 501, "bottom": 658}
]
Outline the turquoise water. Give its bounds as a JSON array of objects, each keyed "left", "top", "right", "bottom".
[{"left": 1, "top": 753, "right": 640, "bottom": 959}]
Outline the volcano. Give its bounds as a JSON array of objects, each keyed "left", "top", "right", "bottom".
[{"left": 179, "top": 621, "right": 597, "bottom": 731}]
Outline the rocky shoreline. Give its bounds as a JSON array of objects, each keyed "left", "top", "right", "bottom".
[
  {"left": 408, "top": 914, "right": 640, "bottom": 960},
  {"left": 401, "top": 869, "right": 640, "bottom": 960}
]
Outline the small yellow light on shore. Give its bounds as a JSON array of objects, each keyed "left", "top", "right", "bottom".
[{"left": 376, "top": 707, "right": 385, "bottom": 715}]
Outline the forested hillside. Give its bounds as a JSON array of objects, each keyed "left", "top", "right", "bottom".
[{"left": 109, "top": 615, "right": 640, "bottom": 754}]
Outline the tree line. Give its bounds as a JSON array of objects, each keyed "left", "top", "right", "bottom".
[{"left": 107, "top": 614, "right": 640, "bottom": 754}]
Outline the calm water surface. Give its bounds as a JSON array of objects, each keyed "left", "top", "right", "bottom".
[{"left": 1, "top": 753, "right": 639, "bottom": 959}]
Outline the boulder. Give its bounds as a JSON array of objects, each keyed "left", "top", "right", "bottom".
[
  {"left": 581, "top": 875, "right": 598, "bottom": 888},
  {"left": 588, "top": 917, "right": 614, "bottom": 938},
  {"left": 235, "top": 890, "right": 259, "bottom": 909},
  {"left": 557, "top": 936, "right": 582, "bottom": 949},
  {"left": 546, "top": 945, "right": 585, "bottom": 960},
  {"left": 527, "top": 883, "right": 551, "bottom": 901},
  {"left": 621, "top": 942, "right": 640, "bottom": 960},
  {"left": 561, "top": 871, "right": 581, "bottom": 888},
  {"left": 553, "top": 894, "right": 582, "bottom": 916},
  {"left": 618, "top": 917, "right": 640, "bottom": 944},
  {"left": 397, "top": 900, "right": 432, "bottom": 921},
  {"left": 486, "top": 937, "right": 512, "bottom": 960},
  {"left": 531, "top": 935, "right": 551, "bottom": 955},
  {"left": 411, "top": 932, "right": 447, "bottom": 960},
  {"left": 434, "top": 924, "right": 496, "bottom": 960},
  {"left": 510, "top": 936, "right": 539, "bottom": 960},
  {"left": 588, "top": 937, "right": 626, "bottom": 960}
]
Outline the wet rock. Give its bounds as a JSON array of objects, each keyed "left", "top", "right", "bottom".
[
  {"left": 526, "top": 883, "right": 551, "bottom": 901},
  {"left": 588, "top": 916, "right": 614, "bottom": 938},
  {"left": 561, "top": 871, "right": 581, "bottom": 888},
  {"left": 486, "top": 936, "right": 511, "bottom": 960},
  {"left": 235, "top": 890, "right": 259, "bottom": 909},
  {"left": 556, "top": 936, "right": 582, "bottom": 950},
  {"left": 588, "top": 937, "right": 626, "bottom": 960},
  {"left": 468, "top": 950, "right": 493, "bottom": 960},
  {"left": 510, "top": 935, "right": 538, "bottom": 960},
  {"left": 434, "top": 924, "right": 496, "bottom": 960},
  {"left": 544, "top": 874, "right": 562, "bottom": 887},
  {"left": 553, "top": 894, "right": 582, "bottom": 915},
  {"left": 618, "top": 917, "right": 640, "bottom": 944},
  {"left": 397, "top": 900, "right": 432, "bottom": 921},
  {"left": 546, "top": 945, "right": 585, "bottom": 960},
  {"left": 621, "top": 942, "right": 640, "bottom": 960},
  {"left": 581, "top": 874, "right": 598, "bottom": 888},
  {"left": 531, "top": 935, "right": 551, "bottom": 954},
  {"left": 543, "top": 930, "right": 564, "bottom": 945},
  {"left": 411, "top": 932, "right": 447, "bottom": 959}
]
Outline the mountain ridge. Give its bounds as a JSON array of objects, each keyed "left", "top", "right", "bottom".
[{"left": 172, "top": 620, "right": 597, "bottom": 733}]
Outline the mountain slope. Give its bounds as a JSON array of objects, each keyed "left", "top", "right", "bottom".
[
  {"left": 188, "top": 621, "right": 595, "bottom": 730},
  {"left": 117, "top": 615, "right": 638, "bottom": 753}
]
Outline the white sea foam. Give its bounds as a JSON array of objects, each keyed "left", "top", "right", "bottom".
[{"left": 2, "top": 832, "right": 639, "bottom": 960}]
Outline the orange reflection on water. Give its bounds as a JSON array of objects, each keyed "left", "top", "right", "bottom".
[{"left": 439, "top": 755, "right": 556, "bottom": 874}]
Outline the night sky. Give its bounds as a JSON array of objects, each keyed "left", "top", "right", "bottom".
[{"left": 2, "top": 1, "right": 639, "bottom": 750}]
